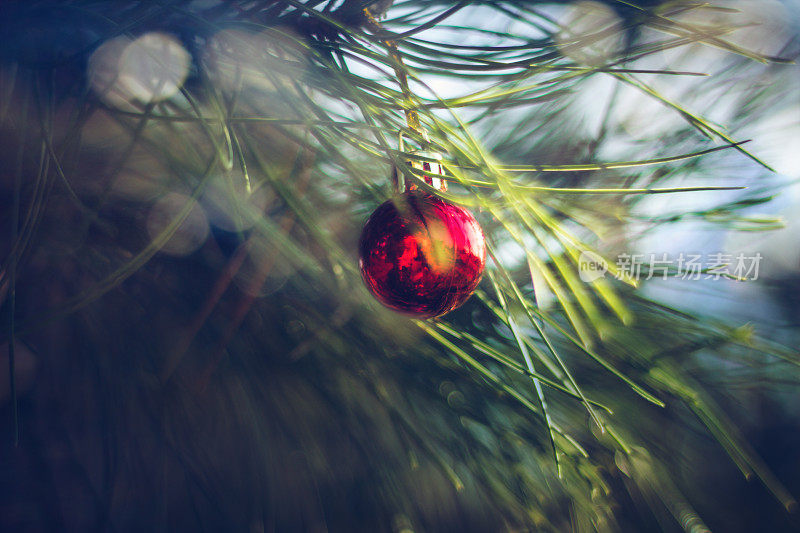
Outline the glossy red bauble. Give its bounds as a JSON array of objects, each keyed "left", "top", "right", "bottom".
[{"left": 359, "top": 191, "right": 486, "bottom": 318}]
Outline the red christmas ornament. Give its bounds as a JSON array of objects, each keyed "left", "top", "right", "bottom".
[{"left": 359, "top": 190, "right": 486, "bottom": 318}]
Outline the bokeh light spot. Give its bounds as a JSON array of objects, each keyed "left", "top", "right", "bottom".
[
  {"left": 88, "top": 32, "right": 190, "bottom": 108},
  {"left": 555, "top": 1, "right": 624, "bottom": 67},
  {"left": 201, "top": 172, "right": 272, "bottom": 232},
  {"left": 147, "top": 193, "right": 210, "bottom": 256}
]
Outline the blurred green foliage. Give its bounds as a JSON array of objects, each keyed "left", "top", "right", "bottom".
[{"left": 0, "top": 1, "right": 798, "bottom": 531}]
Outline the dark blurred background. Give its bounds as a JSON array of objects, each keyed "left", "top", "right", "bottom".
[{"left": 1, "top": 1, "right": 799, "bottom": 531}]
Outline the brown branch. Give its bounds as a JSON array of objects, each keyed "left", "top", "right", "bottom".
[{"left": 362, "top": 7, "right": 422, "bottom": 134}]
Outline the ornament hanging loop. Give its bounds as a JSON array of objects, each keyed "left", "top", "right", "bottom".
[{"left": 394, "top": 130, "right": 447, "bottom": 194}]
